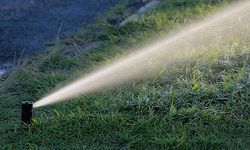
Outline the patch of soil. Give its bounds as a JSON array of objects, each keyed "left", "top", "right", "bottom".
[{"left": 0, "top": 0, "right": 121, "bottom": 66}]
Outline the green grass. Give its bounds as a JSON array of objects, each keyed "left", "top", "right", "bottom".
[{"left": 1, "top": 0, "right": 250, "bottom": 149}]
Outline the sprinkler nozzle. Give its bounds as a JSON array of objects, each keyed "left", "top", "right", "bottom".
[{"left": 21, "top": 101, "right": 33, "bottom": 125}]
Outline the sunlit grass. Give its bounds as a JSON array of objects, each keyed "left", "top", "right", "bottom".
[{"left": 1, "top": 0, "right": 249, "bottom": 149}]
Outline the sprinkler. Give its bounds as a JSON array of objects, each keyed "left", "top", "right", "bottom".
[{"left": 21, "top": 101, "right": 33, "bottom": 125}]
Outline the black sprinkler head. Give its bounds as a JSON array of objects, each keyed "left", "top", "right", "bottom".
[{"left": 21, "top": 101, "right": 33, "bottom": 125}]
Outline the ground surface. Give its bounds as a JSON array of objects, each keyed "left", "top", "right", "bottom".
[
  {"left": 0, "top": 0, "right": 121, "bottom": 68},
  {"left": 1, "top": 0, "right": 250, "bottom": 149}
]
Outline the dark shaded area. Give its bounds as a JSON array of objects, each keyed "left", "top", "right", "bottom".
[{"left": 0, "top": 0, "right": 121, "bottom": 65}]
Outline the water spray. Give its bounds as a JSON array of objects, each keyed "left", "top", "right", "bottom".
[
  {"left": 33, "top": 0, "right": 250, "bottom": 108},
  {"left": 21, "top": 101, "right": 33, "bottom": 125}
]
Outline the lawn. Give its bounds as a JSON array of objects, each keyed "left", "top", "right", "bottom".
[{"left": 1, "top": 0, "right": 249, "bottom": 149}]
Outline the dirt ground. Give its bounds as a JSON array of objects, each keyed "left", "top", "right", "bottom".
[{"left": 0, "top": 0, "right": 120, "bottom": 71}]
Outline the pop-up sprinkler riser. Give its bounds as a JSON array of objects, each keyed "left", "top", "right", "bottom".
[{"left": 21, "top": 101, "right": 33, "bottom": 125}]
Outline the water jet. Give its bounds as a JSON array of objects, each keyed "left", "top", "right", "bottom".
[
  {"left": 33, "top": 0, "right": 250, "bottom": 108},
  {"left": 21, "top": 101, "right": 33, "bottom": 125}
]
